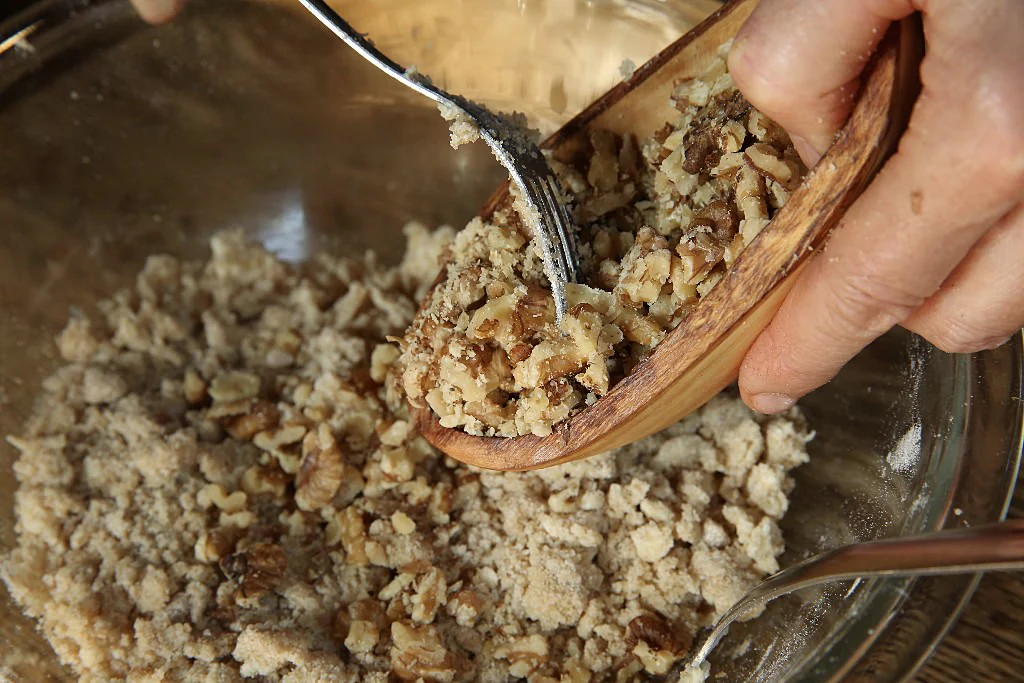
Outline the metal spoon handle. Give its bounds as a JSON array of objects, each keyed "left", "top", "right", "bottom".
[{"left": 691, "top": 519, "right": 1024, "bottom": 667}]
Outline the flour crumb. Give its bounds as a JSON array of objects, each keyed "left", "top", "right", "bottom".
[
  {"left": 438, "top": 101, "right": 480, "bottom": 149},
  {"left": 887, "top": 421, "right": 921, "bottom": 474},
  {"left": 619, "top": 57, "right": 637, "bottom": 79}
]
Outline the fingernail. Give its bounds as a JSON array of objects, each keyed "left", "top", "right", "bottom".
[
  {"left": 790, "top": 135, "right": 822, "bottom": 168},
  {"left": 135, "top": 0, "right": 184, "bottom": 23},
  {"left": 750, "top": 393, "right": 796, "bottom": 414}
]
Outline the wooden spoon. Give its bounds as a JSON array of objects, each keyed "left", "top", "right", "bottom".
[{"left": 414, "top": 0, "right": 923, "bottom": 471}]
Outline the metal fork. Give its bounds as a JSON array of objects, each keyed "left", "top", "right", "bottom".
[
  {"left": 665, "top": 518, "right": 1024, "bottom": 679},
  {"left": 298, "top": 0, "right": 580, "bottom": 322}
]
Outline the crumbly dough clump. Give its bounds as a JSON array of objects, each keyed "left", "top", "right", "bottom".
[
  {"left": 400, "top": 50, "right": 806, "bottom": 437},
  {"left": 2, "top": 230, "right": 811, "bottom": 682}
]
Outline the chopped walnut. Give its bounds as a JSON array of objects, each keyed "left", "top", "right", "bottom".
[
  {"left": 331, "top": 506, "right": 368, "bottom": 566},
  {"left": 182, "top": 368, "right": 208, "bottom": 405},
  {"left": 390, "top": 622, "right": 457, "bottom": 683},
  {"left": 194, "top": 530, "right": 233, "bottom": 564},
  {"left": 401, "top": 50, "right": 805, "bottom": 437},
  {"left": 219, "top": 509, "right": 256, "bottom": 528},
  {"left": 224, "top": 401, "right": 279, "bottom": 440},
  {"left": 197, "top": 484, "right": 247, "bottom": 513},
  {"left": 626, "top": 613, "right": 692, "bottom": 656},
  {"left": 633, "top": 641, "right": 677, "bottom": 675},
  {"left": 391, "top": 510, "right": 416, "bottom": 535},
  {"left": 377, "top": 418, "right": 412, "bottom": 447},
  {"left": 206, "top": 398, "right": 255, "bottom": 419},
  {"left": 240, "top": 464, "right": 289, "bottom": 498},
  {"left": 345, "top": 620, "right": 380, "bottom": 654},
  {"left": 253, "top": 423, "right": 307, "bottom": 474},
  {"left": 219, "top": 542, "right": 287, "bottom": 602},
  {"left": 446, "top": 589, "right": 483, "bottom": 627},
  {"left": 208, "top": 371, "right": 261, "bottom": 403},
  {"left": 494, "top": 634, "right": 549, "bottom": 678},
  {"left": 294, "top": 424, "right": 346, "bottom": 511},
  {"left": 410, "top": 567, "right": 447, "bottom": 624},
  {"left": 379, "top": 446, "right": 415, "bottom": 483},
  {"left": 370, "top": 343, "right": 401, "bottom": 383}
]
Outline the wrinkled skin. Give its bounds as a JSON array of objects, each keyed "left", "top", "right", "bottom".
[
  {"left": 729, "top": 0, "right": 1024, "bottom": 413},
  {"left": 132, "top": 0, "right": 1024, "bottom": 415}
]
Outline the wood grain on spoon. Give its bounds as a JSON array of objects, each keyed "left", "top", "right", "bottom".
[{"left": 414, "top": 0, "right": 922, "bottom": 471}]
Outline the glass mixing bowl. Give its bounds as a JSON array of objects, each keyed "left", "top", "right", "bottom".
[{"left": 0, "top": 0, "right": 1021, "bottom": 680}]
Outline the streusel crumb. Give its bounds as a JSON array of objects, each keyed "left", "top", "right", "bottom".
[{"left": 3, "top": 226, "right": 810, "bottom": 681}]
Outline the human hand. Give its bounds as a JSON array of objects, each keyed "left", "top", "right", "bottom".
[
  {"left": 728, "top": 0, "right": 1024, "bottom": 414},
  {"left": 129, "top": 0, "right": 185, "bottom": 24}
]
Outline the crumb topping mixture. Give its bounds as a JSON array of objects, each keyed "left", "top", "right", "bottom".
[{"left": 3, "top": 227, "right": 810, "bottom": 682}]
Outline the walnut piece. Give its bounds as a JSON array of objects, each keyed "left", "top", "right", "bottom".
[
  {"left": 390, "top": 621, "right": 456, "bottom": 682},
  {"left": 182, "top": 368, "right": 208, "bottom": 405},
  {"left": 209, "top": 371, "right": 260, "bottom": 403},
  {"left": 224, "top": 401, "right": 279, "bottom": 440},
  {"left": 626, "top": 613, "right": 692, "bottom": 656},
  {"left": 219, "top": 542, "right": 287, "bottom": 602},
  {"left": 294, "top": 424, "right": 346, "bottom": 511},
  {"left": 410, "top": 567, "right": 447, "bottom": 624},
  {"left": 240, "top": 465, "right": 289, "bottom": 499},
  {"left": 446, "top": 589, "right": 483, "bottom": 627},
  {"left": 197, "top": 484, "right": 247, "bottom": 513},
  {"left": 331, "top": 506, "right": 368, "bottom": 566},
  {"left": 494, "top": 634, "right": 549, "bottom": 678},
  {"left": 400, "top": 49, "right": 805, "bottom": 438},
  {"left": 344, "top": 620, "right": 379, "bottom": 654},
  {"left": 253, "top": 423, "right": 307, "bottom": 474}
]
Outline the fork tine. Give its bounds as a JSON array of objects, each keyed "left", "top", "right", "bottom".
[
  {"left": 538, "top": 180, "right": 573, "bottom": 282},
  {"left": 432, "top": 100, "right": 578, "bottom": 322},
  {"left": 544, "top": 175, "right": 580, "bottom": 282},
  {"left": 520, "top": 174, "right": 572, "bottom": 321},
  {"left": 532, "top": 176, "right": 572, "bottom": 283}
]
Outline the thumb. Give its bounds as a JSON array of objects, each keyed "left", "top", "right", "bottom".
[{"left": 728, "top": 0, "right": 916, "bottom": 164}]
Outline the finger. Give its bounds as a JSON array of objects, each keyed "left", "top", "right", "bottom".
[
  {"left": 903, "top": 204, "right": 1024, "bottom": 353},
  {"left": 738, "top": 3, "right": 1024, "bottom": 414},
  {"left": 130, "top": 0, "right": 186, "bottom": 24},
  {"left": 728, "top": 0, "right": 915, "bottom": 164}
]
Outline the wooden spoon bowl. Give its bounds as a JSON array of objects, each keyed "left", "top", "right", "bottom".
[{"left": 414, "top": 0, "right": 923, "bottom": 471}]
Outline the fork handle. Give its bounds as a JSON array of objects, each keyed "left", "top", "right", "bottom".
[{"left": 297, "top": 0, "right": 451, "bottom": 108}]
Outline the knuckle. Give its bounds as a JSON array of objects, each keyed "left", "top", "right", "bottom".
[
  {"left": 826, "top": 271, "right": 924, "bottom": 337},
  {"left": 728, "top": 38, "right": 798, "bottom": 117},
  {"left": 925, "top": 320, "right": 1012, "bottom": 355},
  {"left": 972, "top": 127, "right": 1024, "bottom": 201},
  {"left": 740, "top": 324, "right": 822, "bottom": 397},
  {"left": 966, "top": 76, "right": 1024, "bottom": 200}
]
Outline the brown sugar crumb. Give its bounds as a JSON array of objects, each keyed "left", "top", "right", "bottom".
[
  {"left": 2, "top": 225, "right": 811, "bottom": 680},
  {"left": 400, "top": 47, "right": 806, "bottom": 437}
]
